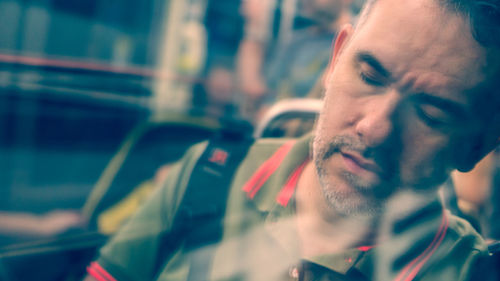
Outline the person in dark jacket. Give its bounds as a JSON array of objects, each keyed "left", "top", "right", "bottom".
[{"left": 85, "top": 0, "right": 500, "bottom": 280}]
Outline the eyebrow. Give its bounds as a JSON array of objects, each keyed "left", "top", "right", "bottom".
[{"left": 355, "top": 51, "right": 391, "bottom": 78}]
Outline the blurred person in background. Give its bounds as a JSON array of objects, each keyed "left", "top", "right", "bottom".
[
  {"left": 85, "top": 0, "right": 500, "bottom": 280},
  {"left": 0, "top": 210, "right": 83, "bottom": 246},
  {"left": 237, "top": 0, "right": 354, "bottom": 121},
  {"left": 191, "top": 0, "right": 245, "bottom": 118}
]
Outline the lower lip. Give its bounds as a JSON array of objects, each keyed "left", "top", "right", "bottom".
[{"left": 342, "top": 154, "right": 367, "bottom": 174}]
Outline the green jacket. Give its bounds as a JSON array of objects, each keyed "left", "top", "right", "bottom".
[{"left": 88, "top": 135, "right": 488, "bottom": 281}]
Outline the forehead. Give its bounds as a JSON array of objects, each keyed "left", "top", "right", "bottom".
[{"left": 348, "top": 0, "right": 488, "bottom": 101}]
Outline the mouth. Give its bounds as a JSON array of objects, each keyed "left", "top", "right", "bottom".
[{"left": 341, "top": 151, "right": 383, "bottom": 177}]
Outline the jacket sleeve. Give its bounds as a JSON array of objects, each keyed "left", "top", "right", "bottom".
[{"left": 89, "top": 142, "right": 208, "bottom": 281}]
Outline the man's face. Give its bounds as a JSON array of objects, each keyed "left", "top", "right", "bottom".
[{"left": 313, "top": 0, "right": 491, "bottom": 216}]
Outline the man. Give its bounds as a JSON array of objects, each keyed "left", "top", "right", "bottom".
[{"left": 85, "top": 0, "right": 500, "bottom": 280}]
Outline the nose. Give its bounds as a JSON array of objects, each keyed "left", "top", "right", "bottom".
[{"left": 355, "top": 90, "right": 400, "bottom": 148}]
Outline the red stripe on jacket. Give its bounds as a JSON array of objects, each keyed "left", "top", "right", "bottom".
[
  {"left": 87, "top": 262, "right": 117, "bottom": 281},
  {"left": 242, "top": 141, "right": 296, "bottom": 199},
  {"left": 276, "top": 159, "right": 309, "bottom": 207},
  {"left": 394, "top": 210, "right": 449, "bottom": 281}
]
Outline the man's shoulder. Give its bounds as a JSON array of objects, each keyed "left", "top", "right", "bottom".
[
  {"left": 239, "top": 135, "right": 311, "bottom": 174},
  {"left": 163, "top": 137, "right": 298, "bottom": 206},
  {"left": 246, "top": 137, "right": 297, "bottom": 159},
  {"left": 188, "top": 137, "right": 296, "bottom": 165},
  {"left": 419, "top": 211, "right": 489, "bottom": 280},
  {"left": 180, "top": 137, "right": 295, "bottom": 178}
]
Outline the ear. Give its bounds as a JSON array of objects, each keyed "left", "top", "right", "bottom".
[{"left": 322, "top": 24, "right": 353, "bottom": 89}]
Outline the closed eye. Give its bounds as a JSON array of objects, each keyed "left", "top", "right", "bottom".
[
  {"left": 414, "top": 104, "right": 450, "bottom": 127},
  {"left": 359, "top": 67, "right": 386, "bottom": 87},
  {"left": 356, "top": 52, "right": 391, "bottom": 87},
  {"left": 412, "top": 94, "right": 467, "bottom": 129}
]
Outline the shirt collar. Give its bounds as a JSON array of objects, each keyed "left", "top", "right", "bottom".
[{"left": 241, "top": 134, "right": 369, "bottom": 275}]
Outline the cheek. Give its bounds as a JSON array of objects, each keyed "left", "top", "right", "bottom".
[
  {"left": 316, "top": 103, "right": 347, "bottom": 141},
  {"left": 321, "top": 86, "right": 359, "bottom": 125},
  {"left": 398, "top": 129, "right": 453, "bottom": 186}
]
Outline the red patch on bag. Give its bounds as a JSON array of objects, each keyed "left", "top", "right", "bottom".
[{"left": 208, "top": 148, "right": 229, "bottom": 165}]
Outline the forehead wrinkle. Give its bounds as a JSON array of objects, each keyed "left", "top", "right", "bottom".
[
  {"left": 399, "top": 5, "right": 480, "bottom": 76},
  {"left": 351, "top": 0, "right": 487, "bottom": 96},
  {"left": 401, "top": 72, "right": 457, "bottom": 96},
  {"left": 423, "top": 15, "right": 486, "bottom": 80},
  {"left": 351, "top": 0, "right": 440, "bottom": 71}
]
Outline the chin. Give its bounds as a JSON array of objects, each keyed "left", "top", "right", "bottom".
[{"left": 320, "top": 180, "right": 384, "bottom": 218}]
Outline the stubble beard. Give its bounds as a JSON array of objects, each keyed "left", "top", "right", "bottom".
[{"left": 313, "top": 135, "right": 385, "bottom": 217}]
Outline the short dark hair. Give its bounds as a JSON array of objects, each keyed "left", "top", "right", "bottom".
[
  {"left": 440, "top": 0, "right": 500, "bottom": 48},
  {"left": 440, "top": 0, "right": 500, "bottom": 140},
  {"left": 358, "top": 0, "right": 500, "bottom": 49}
]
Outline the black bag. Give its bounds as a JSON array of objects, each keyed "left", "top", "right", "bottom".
[{"left": 153, "top": 121, "right": 254, "bottom": 281}]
